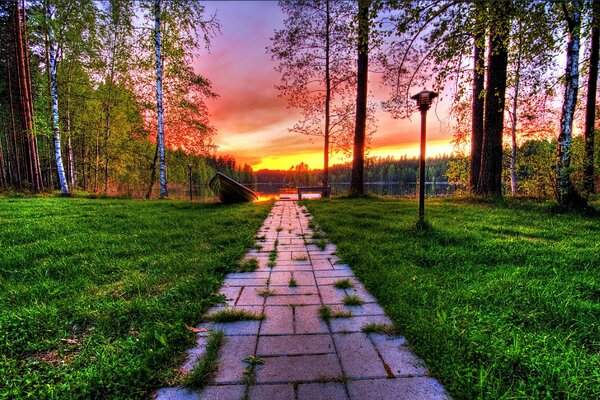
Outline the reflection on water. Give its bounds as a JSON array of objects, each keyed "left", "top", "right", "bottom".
[
  {"left": 248, "top": 182, "right": 460, "bottom": 197},
  {"left": 155, "top": 181, "right": 461, "bottom": 200}
]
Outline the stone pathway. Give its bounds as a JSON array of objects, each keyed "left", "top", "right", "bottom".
[{"left": 156, "top": 201, "right": 449, "bottom": 400}]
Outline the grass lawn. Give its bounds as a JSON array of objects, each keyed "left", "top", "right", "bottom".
[
  {"left": 0, "top": 196, "right": 271, "bottom": 399},
  {"left": 304, "top": 197, "right": 600, "bottom": 400}
]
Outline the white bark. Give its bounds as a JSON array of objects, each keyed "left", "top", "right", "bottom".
[
  {"left": 47, "top": 5, "right": 69, "bottom": 195},
  {"left": 155, "top": 0, "right": 167, "bottom": 198},
  {"left": 557, "top": 1, "right": 582, "bottom": 205}
]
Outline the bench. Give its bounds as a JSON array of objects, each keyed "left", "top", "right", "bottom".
[{"left": 297, "top": 186, "right": 331, "bottom": 200}]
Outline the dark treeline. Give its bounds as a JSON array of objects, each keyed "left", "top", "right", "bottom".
[{"left": 255, "top": 156, "right": 451, "bottom": 187}]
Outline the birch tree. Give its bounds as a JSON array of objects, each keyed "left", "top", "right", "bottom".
[
  {"left": 154, "top": 0, "right": 166, "bottom": 198},
  {"left": 556, "top": 0, "right": 586, "bottom": 207}
]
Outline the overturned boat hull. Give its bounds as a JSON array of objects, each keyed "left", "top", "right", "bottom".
[{"left": 209, "top": 172, "right": 259, "bottom": 203}]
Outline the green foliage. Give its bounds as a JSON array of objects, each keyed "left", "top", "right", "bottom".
[
  {"left": 236, "top": 258, "right": 258, "bottom": 273},
  {"left": 0, "top": 197, "right": 271, "bottom": 399},
  {"left": 306, "top": 197, "right": 600, "bottom": 400},
  {"left": 361, "top": 323, "right": 401, "bottom": 336}
]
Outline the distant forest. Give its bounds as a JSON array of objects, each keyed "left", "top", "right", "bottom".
[{"left": 254, "top": 156, "right": 451, "bottom": 186}]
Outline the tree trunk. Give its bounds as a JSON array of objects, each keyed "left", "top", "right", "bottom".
[
  {"left": 350, "top": 0, "right": 369, "bottom": 196},
  {"left": 478, "top": 1, "right": 510, "bottom": 197},
  {"left": 15, "top": 0, "right": 42, "bottom": 192},
  {"left": 0, "top": 134, "right": 7, "bottom": 189},
  {"left": 6, "top": 59, "right": 22, "bottom": 187},
  {"left": 584, "top": 0, "right": 599, "bottom": 194},
  {"left": 323, "top": 0, "right": 331, "bottom": 187},
  {"left": 510, "top": 25, "right": 522, "bottom": 196},
  {"left": 470, "top": 0, "right": 485, "bottom": 193},
  {"left": 47, "top": 5, "right": 69, "bottom": 195},
  {"left": 146, "top": 139, "right": 159, "bottom": 199},
  {"left": 557, "top": 1, "right": 586, "bottom": 207},
  {"left": 155, "top": 0, "right": 168, "bottom": 198}
]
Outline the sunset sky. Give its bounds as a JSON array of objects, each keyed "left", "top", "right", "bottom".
[{"left": 196, "top": 1, "right": 455, "bottom": 171}]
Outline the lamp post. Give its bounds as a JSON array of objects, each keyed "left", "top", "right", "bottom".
[
  {"left": 411, "top": 89, "right": 438, "bottom": 223},
  {"left": 188, "top": 163, "right": 193, "bottom": 201}
]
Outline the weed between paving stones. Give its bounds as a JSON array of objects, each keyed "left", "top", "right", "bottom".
[
  {"left": 318, "top": 306, "right": 353, "bottom": 321},
  {"left": 204, "top": 309, "right": 265, "bottom": 322},
  {"left": 361, "top": 323, "right": 402, "bottom": 336},
  {"left": 268, "top": 239, "right": 278, "bottom": 268},
  {"left": 185, "top": 330, "right": 225, "bottom": 389},
  {"left": 343, "top": 295, "right": 364, "bottom": 306},
  {"left": 333, "top": 278, "right": 354, "bottom": 289},
  {"left": 257, "top": 288, "right": 277, "bottom": 298},
  {"left": 236, "top": 258, "right": 258, "bottom": 272},
  {"left": 289, "top": 277, "right": 298, "bottom": 287}
]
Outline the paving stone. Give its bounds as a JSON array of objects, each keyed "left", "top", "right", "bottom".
[
  {"left": 297, "top": 383, "right": 349, "bottom": 400},
  {"left": 269, "top": 271, "right": 293, "bottom": 286},
  {"left": 273, "top": 263, "right": 313, "bottom": 272},
  {"left": 236, "top": 287, "right": 266, "bottom": 306},
  {"left": 347, "top": 378, "right": 449, "bottom": 400},
  {"left": 261, "top": 305, "right": 294, "bottom": 335},
  {"left": 330, "top": 315, "right": 392, "bottom": 333},
  {"left": 226, "top": 271, "right": 270, "bottom": 279},
  {"left": 211, "top": 320, "right": 261, "bottom": 336},
  {"left": 314, "top": 270, "right": 355, "bottom": 278},
  {"left": 345, "top": 286, "right": 377, "bottom": 303},
  {"left": 198, "top": 385, "right": 246, "bottom": 400},
  {"left": 293, "top": 271, "right": 316, "bottom": 286},
  {"left": 249, "top": 384, "right": 295, "bottom": 400},
  {"left": 223, "top": 278, "right": 268, "bottom": 287},
  {"left": 370, "top": 336, "right": 428, "bottom": 377},
  {"left": 213, "top": 335, "right": 257, "bottom": 383},
  {"left": 255, "top": 354, "right": 343, "bottom": 383},
  {"left": 294, "top": 305, "right": 329, "bottom": 334},
  {"left": 310, "top": 259, "right": 334, "bottom": 270},
  {"left": 333, "top": 333, "right": 387, "bottom": 379},
  {"left": 340, "top": 303, "right": 386, "bottom": 316},
  {"left": 272, "top": 286, "right": 318, "bottom": 295},
  {"left": 218, "top": 286, "right": 241, "bottom": 306},
  {"left": 291, "top": 250, "right": 310, "bottom": 260},
  {"left": 180, "top": 334, "right": 207, "bottom": 371},
  {"left": 318, "top": 286, "right": 346, "bottom": 305},
  {"left": 315, "top": 276, "right": 361, "bottom": 286},
  {"left": 154, "top": 387, "right": 200, "bottom": 400},
  {"left": 257, "top": 334, "right": 335, "bottom": 356},
  {"left": 276, "top": 251, "right": 293, "bottom": 261},
  {"left": 266, "top": 294, "right": 321, "bottom": 306}
]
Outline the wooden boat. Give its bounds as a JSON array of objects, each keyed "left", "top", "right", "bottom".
[{"left": 209, "top": 172, "right": 259, "bottom": 203}]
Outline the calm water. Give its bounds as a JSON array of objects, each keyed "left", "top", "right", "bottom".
[
  {"left": 154, "top": 181, "right": 460, "bottom": 200},
  {"left": 249, "top": 182, "right": 459, "bottom": 197}
]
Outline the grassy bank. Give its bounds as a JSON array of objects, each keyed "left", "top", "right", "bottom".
[
  {"left": 304, "top": 197, "right": 599, "bottom": 400},
  {"left": 0, "top": 197, "right": 271, "bottom": 399}
]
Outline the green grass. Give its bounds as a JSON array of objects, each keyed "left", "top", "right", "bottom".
[
  {"left": 257, "top": 288, "right": 276, "bottom": 299},
  {"left": 289, "top": 277, "right": 298, "bottom": 287},
  {"left": 204, "top": 309, "right": 265, "bottom": 322},
  {"left": 333, "top": 278, "right": 354, "bottom": 289},
  {"left": 0, "top": 196, "right": 271, "bottom": 399},
  {"left": 304, "top": 196, "right": 600, "bottom": 400},
  {"left": 184, "top": 330, "right": 225, "bottom": 389}
]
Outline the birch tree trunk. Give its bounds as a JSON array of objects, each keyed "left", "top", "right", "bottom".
[
  {"left": 47, "top": 5, "right": 69, "bottom": 195},
  {"left": 584, "top": 0, "right": 599, "bottom": 194},
  {"left": 470, "top": 0, "right": 485, "bottom": 193},
  {"left": 556, "top": 1, "right": 585, "bottom": 207},
  {"left": 154, "top": 0, "right": 167, "bottom": 198},
  {"left": 350, "top": 0, "right": 369, "bottom": 196}
]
